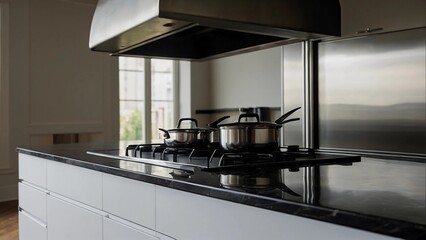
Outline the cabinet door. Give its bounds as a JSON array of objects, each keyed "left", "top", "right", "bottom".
[
  {"left": 18, "top": 182, "right": 47, "bottom": 223},
  {"left": 103, "top": 217, "right": 158, "bottom": 240},
  {"left": 102, "top": 173, "right": 156, "bottom": 229},
  {"left": 156, "top": 186, "right": 398, "bottom": 240},
  {"left": 19, "top": 153, "right": 47, "bottom": 188},
  {"left": 47, "top": 195, "right": 102, "bottom": 240},
  {"left": 47, "top": 160, "right": 102, "bottom": 208},
  {"left": 341, "top": 0, "right": 425, "bottom": 37},
  {"left": 19, "top": 210, "right": 47, "bottom": 240}
]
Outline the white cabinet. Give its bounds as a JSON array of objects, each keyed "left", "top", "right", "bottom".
[
  {"left": 341, "top": 0, "right": 425, "bottom": 37},
  {"left": 18, "top": 153, "right": 46, "bottom": 188},
  {"left": 19, "top": 153, "right": 161, "bottom": 240},
  {"left": 103, "top": 217, "right": 158, "bottom": 240},
  {"left": 156, "top": 186, "right": 398, "bottom": 240},
  {"left": 103, "top": 173, "right": 156, "bottom": 230},
  {"left": 18, "top": 154, "right": 48, "bottom": 240},
  {"left": 47, "top": 160, "right": 102, "bottom": 209},
  {"left": 19, "top": 153, "right": 397, "bottom": 240},
  {"left": 19, "top": 210, "right": 47, "bottom": 240},
  {"left": 47, "top": 195, "right": 102, "bottom": 240},
  {"left": 18, "top": 182, "right": 47, "bottom": 222},
  {"left": 19, "top": 155, "right": 103, "bottom": 240}
]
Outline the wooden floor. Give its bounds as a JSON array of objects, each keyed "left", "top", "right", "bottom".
[{"left": 0, "top": 200, "right": 18, "bottom": 240}]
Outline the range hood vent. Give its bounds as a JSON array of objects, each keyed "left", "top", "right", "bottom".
[{"left": 89, "top": 0, "right": 341, "bottom": 61}]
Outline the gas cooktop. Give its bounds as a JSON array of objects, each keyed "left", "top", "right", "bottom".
[{"left": 87, "top": 144, "right": 361, "bottom": 173}]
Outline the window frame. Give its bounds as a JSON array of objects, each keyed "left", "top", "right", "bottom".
[{"left": 119, "top": 58, "right": 179, "bottom": 143}]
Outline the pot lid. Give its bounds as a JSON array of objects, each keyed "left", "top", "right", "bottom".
[
  {"left": 162, "top": 118, "right": 215, "bottom": 132},
  {"left": 218, "top": 122, "right": 282, "bottom": 129},
  {"left": 218, "top": 114, "right": 282, "bottom": 129},
  {"left": 166, "top": 128, "right": 201, "bottom": 132}
]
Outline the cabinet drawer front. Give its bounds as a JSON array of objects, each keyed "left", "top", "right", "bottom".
[
  {"left": 103, "top": 173, "right": 156, "bottom": 229},
  {"left": 47, "top": 195, "right": 102, "bottom": 240},
  {"left": 156, "top": 186, "right": 397, "bottom": 240},
  {"left": 19, "top": 210, "right": 47, "bottom": 240},
  {"left": 104, "top": 217, "right": 158, "bottom": 240},
  {"left": 47, "top": 160, "right": 102, "bottom": 208},
  {"left": 157, "top": 232, "right": 176, "bottom": 240},
  {"left": 19, "top": 153, "right": 47, "bottom": 188},
  {"left": 19, "top": 183, "right": 47, "bottom": 222}
]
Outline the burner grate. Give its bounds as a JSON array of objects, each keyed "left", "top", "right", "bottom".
[
  {"left": 124, "top": 144, "right": 360, "bottom": 173},
  {"left": 125, "top": 144, "right": 166, "bottom": 158}
]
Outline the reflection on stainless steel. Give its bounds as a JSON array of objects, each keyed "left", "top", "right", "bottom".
[
  {"left": 318, "top": 28, "right": 426, "bottom": 154},
  {"left": 282, "top": 42, "right": 304, "bottom": 146},
  {"left": 303, "top": 167, "right": 320, "bottom": 204}
]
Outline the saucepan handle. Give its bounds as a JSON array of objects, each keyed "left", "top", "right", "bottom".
[
  {"left": 177, "top": 118, "right": 198, "bottom": 128},
  {"left": 158, "top": 128, "right": 170, "bottom": 139},
  {"left": 275, "top": 107, "right": 301, "bottom": 124},
  {"left": 280, "top": 118, "right": 300, "bottom": 124},
  {"left": 208, "top": 116, "right": 230, "bottom": 128},
  {"left": 238, "top": 113, "right": 260, "bottom": 123}
]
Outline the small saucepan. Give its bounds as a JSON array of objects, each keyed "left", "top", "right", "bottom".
[{"left": 159, "top": 118, "right": 207, "bottom": 148}]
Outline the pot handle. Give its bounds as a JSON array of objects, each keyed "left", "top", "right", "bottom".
[
  {"left": 176, "top": 118, "right": 198, "bottom": 128},
  {"left": 208, "top": 116, "right": 230, "bottom": 128},
  {"left": 275, "top": 107, "right": 301, "bottom": 124},
  {"left": 158, "top": 128, "right": 170, "bottom": 139},
  {"left": 280, "top": 118, "right": 300, "bottom": 124},
  {"left": 238, "top": 113, "right": 260, "bottom": 123}
]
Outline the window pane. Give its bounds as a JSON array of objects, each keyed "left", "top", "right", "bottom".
[
  {"left": 119, "top": 70, "right": 145, "bottom": 101},
  {"left": 119, "top": 57, "right": 177, "bottom": 143},
  {"left": 119, "top": 101, "right": 144, "bottom": 141},
  {"left": 119, "top": 57, "right": 145, "bottom": 141},
  {"left": 151, "top": 59, "right": 174, "bottom": 143},
  {"left": 119, "top": 57, "right": 145, "bottom": 70}
]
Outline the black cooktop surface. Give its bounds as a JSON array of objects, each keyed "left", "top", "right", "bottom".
[{"left": 87, "top": 144, "right": 361, "bottom": 173}]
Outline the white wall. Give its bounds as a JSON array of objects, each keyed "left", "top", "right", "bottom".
[
  {"left": 0, "top": 0, "right": 118, "bottom": 201},
  {"left": 179, "top": 61, "right": 211, "bottom": 126},
  {"left": 209, "top": 46, "right": 282, "bottom": 109},
  {"left": 180, "top": 47, "right": 282, "bottom": 125}
]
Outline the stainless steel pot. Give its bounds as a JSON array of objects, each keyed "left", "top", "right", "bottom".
[
  {"left": 217, "top": 108, "right": 301, "bottom": 152},
  {"left": 159, "top": 118, "right": 207, "bottom": 148},
  {"left": 218, "top": 114, "right": 282, "bottom": 152},
  {"left": 207, "top": 116, "right": 230, "bottom": 146}
]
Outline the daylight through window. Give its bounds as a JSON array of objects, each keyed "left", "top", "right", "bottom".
[{"left": 119, "top": 57, "right": 177, "bottom": 143}]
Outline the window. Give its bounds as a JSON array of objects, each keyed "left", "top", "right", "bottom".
[{"left": 119, "top": 57, "right": 178, "bottom": 143}]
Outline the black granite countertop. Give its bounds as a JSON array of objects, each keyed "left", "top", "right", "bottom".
[{"left": 17, "top": 143, "right": 426, "bottom": 240}]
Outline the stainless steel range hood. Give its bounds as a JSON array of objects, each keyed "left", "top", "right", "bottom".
[{"left": 89, "top": 0, "right": 341, "bottom": 61}]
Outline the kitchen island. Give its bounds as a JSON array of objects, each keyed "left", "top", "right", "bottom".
[{"left": 17, "top": 143, "right": 426, "bottom": 240}]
